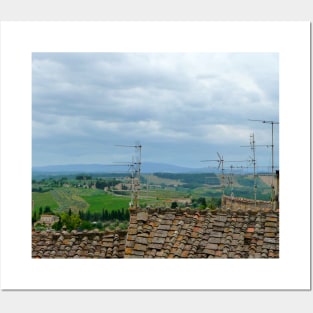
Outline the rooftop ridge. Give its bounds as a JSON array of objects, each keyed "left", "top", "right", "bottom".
[
  {"left": 130, "top": 206, "right": 279, "bottom": 216},
  {"left": 32, "top": 228, "right": 128, "bottom": 237}
]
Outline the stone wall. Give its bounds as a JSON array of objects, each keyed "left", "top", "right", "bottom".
[{"left": 222, "top": 195, "right": 272, "bottom": 210}]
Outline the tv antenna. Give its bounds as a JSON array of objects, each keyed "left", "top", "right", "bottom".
[
  {"left": 248, "top": 119, "right": 279, "bottom": 205},
  {"left": 201, "top": 152, "right": 225, "bottom": 195},
  {"left": 201, "top": 152, "right": 248, "bottom": 196},
  {"left": 240, "top": 133, "right": 269, "bottom": 206},
  {"left": 115, "top": 143, "right": 142, "bottom": 208}
]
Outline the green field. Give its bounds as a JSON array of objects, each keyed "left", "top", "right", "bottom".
[
  {"left": 32, "top": 187, "right": 131, "bottom": 214},
  {"left": 81, "top": 193, "right": 131, "bottom": 213},
  {"left": 32, "top": 191, "right": 59, "bottom": 211}
]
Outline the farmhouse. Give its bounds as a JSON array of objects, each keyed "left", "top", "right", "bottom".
[
  {"left": 35, "top": 214, "right": 59, "bottom": 227},
  {"left": 32, "top": 204, "right": 279, "bottom": 258}
]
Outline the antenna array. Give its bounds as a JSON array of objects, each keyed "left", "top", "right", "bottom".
[
  {"left": 115, "top": 143, "right": 142, "bottom": 208},
  {"left": 201, "top": 153, "right": 248, "bottom": 197},
  {"left": 248, "top": 119, "right": 279, "bottom": 206}
]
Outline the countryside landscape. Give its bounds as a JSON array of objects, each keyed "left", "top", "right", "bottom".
[{"left": 32, "top": 162, "right": 274, "bottom": 232}]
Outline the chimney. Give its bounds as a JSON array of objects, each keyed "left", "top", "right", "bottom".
[{"left": 275, "top": 170, "right": 279, "bottom": 210}]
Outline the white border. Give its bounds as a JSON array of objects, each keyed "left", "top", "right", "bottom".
[{"left": 0, "top": 21, "right": 310, "bottom": 290}]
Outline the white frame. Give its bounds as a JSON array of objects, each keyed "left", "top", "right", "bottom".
[{"left": 0, "top": 21, "right": 310, "bottom": 290}]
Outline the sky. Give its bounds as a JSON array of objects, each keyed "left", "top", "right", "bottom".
[{"left": 32, "top": 52, "right": 279, "bottom": 171}]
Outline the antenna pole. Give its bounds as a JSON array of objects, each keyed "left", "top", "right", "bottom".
[
  {"left": 271, "top": 121, "right": 274, "bottom": 192},
  {"left": 221, "top": 157, "right": 225, "bottom": 196},
  {"left": 116, "top": 143, "right": 142, "bottom": 209},
  {"left": 248, "top": 119, "right": 279, "bottom": 208},
  {"left": 250, "top": 133, "right": 257, "bottom": 207},
  {"left": 229, "top": 165, "right": 234, "bottom": 208},
  {"left": 134, "top": 144, "right": 142, "bottom": 209}
]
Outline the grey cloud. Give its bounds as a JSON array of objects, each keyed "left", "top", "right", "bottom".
[{"left": 32, "top": 53, "right": 279, "bottom": 168}]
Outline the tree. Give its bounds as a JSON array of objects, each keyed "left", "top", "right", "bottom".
[
  {"left": 44, "top": 206, "right": 51, "bottom": 214},
  {"left": 79, "top": 210, "right": 85, "bottom": 220},
  {"left": 198, "top": 197, "right": 207, "bottom": 209},
  {"left": 79, "top": 220, "right": 93, "bottom": 230},
  {"left": 52, "top": 218, "right": 62, "bottom": 231},
  {"left": 101, "top": 208, "right": 105, "bottom": 221},
  {"left": 60, "top": 212, "right": 82, "bottom": 231},
  {"left": 32, "top": 211, "right": 38, "bottom": 224},
  {"left": 171, "top": 201, "right": 178, "bottom": 209}
]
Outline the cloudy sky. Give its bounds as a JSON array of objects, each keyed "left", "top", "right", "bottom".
[{"left": 32, "top": 53, "right": 279, "bottom": 170}]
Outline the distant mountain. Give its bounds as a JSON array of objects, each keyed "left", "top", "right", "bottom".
[
  {"left": 141, "top": 162, "right": 211, "bottom": 174},
  {"left": 32, "top": 162, "right": 212, "bottom": 174}
]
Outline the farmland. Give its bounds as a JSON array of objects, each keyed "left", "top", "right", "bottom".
[
  {"left": 31, "top": 171, "right": 274, "bottom": 231},
  {"left": 32, "top": 172, "right": 273, "bottom": 213},
  {"left": 32, "top": 187, "right": 130, "bottom": 213}
]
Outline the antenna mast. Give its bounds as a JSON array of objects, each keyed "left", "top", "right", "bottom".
[
  {"left": 116, "top": 143, "right": 142, "bottom": 208},
  {"left": 240, "top": 134, "right": 257, "bottom": 206},
  {"left": 228, "top": 165, "right": 234, "bottom": 208},
  {"left": 250, "top": 133, "right": 257, "bottom": 206},
  {"left": 248, "top": 119, "right": 279, "bottom": 206}
]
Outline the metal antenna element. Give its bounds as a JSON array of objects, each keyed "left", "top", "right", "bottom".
[
  {"left": 201, "top": 153, "right": 247, "bottom": 196},
  {"left": 115, "top": 143, "right": 142, "bottom": 208},
  {"left": 201, "top": 152, "right": 225, "bottom": 195},
  {"left": 248, "top": 119, "right": 279, "bottom": 205}
]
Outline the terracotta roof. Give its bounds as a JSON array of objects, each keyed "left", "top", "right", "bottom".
[
  {"left": 124, "top": 206, "right": 279, "bottom": 258},
  {"left": 32, "top": 229, "right": 127, "bottom": 258},
  {"left": 32, "top": 206, "right": 279, "bottom": 259}
]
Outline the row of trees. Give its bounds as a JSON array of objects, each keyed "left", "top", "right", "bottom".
[
  {"left": 95, "top": 178, "right": 122, "bottom": 190},
  {"left": 191, "top": 197, "right": 221, "bottom": 209},
  {"left": 78, "top": 208, "right": 129, "bottom": 222},
  {"left": 32, "top": 176, "right": 124, "bottom": 190},
  {"left": 170, "top": 197, "right": 221, "bottom": 210},
  {"left": 51, "top": 209, "right": 129, "bottom": 232}
]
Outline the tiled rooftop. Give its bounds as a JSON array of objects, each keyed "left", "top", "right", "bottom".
[
  {"left": 32, "top": 206, "right": 279, "bottom": 259},
  {"left": 124, "top": 206, "right": 279, "bottom": 258},
  {"left": 32, "top": 229, "right": 127, "bottom": 258}
]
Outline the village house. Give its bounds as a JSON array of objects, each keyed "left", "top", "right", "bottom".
[{"left": 35, "top": 214, "right": 59, "bottom": 227}]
